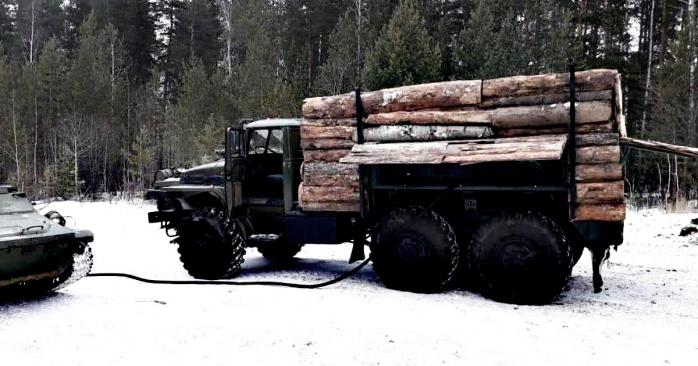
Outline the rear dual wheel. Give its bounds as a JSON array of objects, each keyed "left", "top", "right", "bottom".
[
  {"left": 469, "top": 212, "right": 572, "bottom": 304},
  {"left": 371, "top": 208, "right": 459, "bottom": 293}
]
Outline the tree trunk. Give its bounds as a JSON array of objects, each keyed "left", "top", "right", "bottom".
[
  {"left": 575, "top": 203, "right": 626, "bottom": 221},
  {"left": 482, "top": 69, "right": 617, "bottom": 99},
  {"left": 576, "top": 181, "right": 625, "bottom": 204},
  {"left": 491, "top": 101, "right": 612, "bottom": 129},
  {"left": 495, "top": 121, "right": 613, "bottom": 137},
  {"left": 576, "top": 164, "right": 624, "bottom": 182},
  {"left": 300, "top": 185, "right": 359, "bottom": 202},
  {"left": 12, "top": 91, "right": 22, "bottom": 191},
  {"left": 576, "top": 145, "right": 621, "bottom": 164},
  {"left": 360, "top": 125, "right": 493, "bottom": 142},
  {"left": 640, "top": 0, "right": 655, "bottom": 138},
  {"left": 480, "top": 90, "right": 613, "bottom": 109},
  {"left": 301, "top": 139, "right": 355, "bottom": 151},
  {"left": 303, "top": 149, "right": 352, "bottom": 162},
  {"left": 366, "top": 110, "right": 492, "bottom": 125}
]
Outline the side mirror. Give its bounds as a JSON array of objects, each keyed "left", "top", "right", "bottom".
[{"left": 226, "top": 127, "right": 245, "bottom": 159}]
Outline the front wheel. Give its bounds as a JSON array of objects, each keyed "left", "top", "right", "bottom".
[
  {"left": 176, "top": 210, "right": 246, "bottom": 279},
  {"left": 470, "top": 212, "right": 572, "bottom": 304},
  {"left": 371, "top": 207, "right": 459, "bottom": 293}
]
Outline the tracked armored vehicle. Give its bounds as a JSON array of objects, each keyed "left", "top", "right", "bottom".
[{"left": 0, "top": 185, "right": 93, "bottom": 299}]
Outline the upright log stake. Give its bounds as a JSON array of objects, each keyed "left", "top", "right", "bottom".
[{"left": 569, "top": 64, "right": 577, "bottom": 220}]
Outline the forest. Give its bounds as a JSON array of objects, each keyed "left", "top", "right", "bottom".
[{"left": 0, "top": 0, "right": 695, "bottom": 206}]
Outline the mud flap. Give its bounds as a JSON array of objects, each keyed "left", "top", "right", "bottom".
[
  {"left": 349, "top": 230, "right": 366, "bottom": 264},
  {"left": 589, "top": 245, "right": 611, "bottom": 293}
]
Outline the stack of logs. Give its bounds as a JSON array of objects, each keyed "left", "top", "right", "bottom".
[{"left": 299, "top": 69, "right": 626, "bottom": 221}]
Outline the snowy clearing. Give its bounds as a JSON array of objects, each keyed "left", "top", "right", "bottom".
[{"left": 1, "top": 201, "right": 698, "bottom": 365}]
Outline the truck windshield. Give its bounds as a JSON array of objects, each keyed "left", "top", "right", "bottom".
[
  {"left": 0, "top": 194, "right": 34, "bottom": 215},
  {"left": 248, "top": 129, "right": 283, "bottom": 154}
]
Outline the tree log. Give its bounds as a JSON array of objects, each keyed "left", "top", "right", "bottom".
[
  {"left": 300, "top": 185, "right": 359, "bottom": 202},
  {"left": 301, "top": 118, "right": 356, "bottom": 127},
  {"left": 480, "top": 90, "right": 613, "bottom": 109},
  {"left": 576, "top": 181, "right": 625, "bottom": 204},
  {"left": 301, "top": 125, "right": 354, "bottom": 140},
  {"left": 495, "top": 121, "right": 613, "bottom": 137},
  {"left": 491, "top": 101, "right": 613, "bottom": 129},
  {"left": 365, "top": 110, "right": 492, "bottom": 125},
  {"left": 358, "top": 125, "right": 493, "bottom": 142},
  {"left": 576, "top": 133, "right": 619, "bottom": 146},
  {"left": 302, "top": 80, "right": 482, "bottom": 118},
  {"left": 302, "top": 162, "right": 359, "bottom": 187},
  {"left": 300, "top": 201, "right": 360, "bottom": 212},
  {"left": 620, "top": 137, "right": 698, "bottom": 159},
  {"left": 614, "top": 73, "right": 627, "bottom": 137},
  {"left": 482, "top": 69, "right": 618, "bottom": 98},
  {"left": 575, "top": 203, "right": 626, "bottom": 221},
  {"left": 301, "top": 139, "right": 355, "bottom": 150},
  {"left": 303, "top": 149, "right": 352, "bottom": 162},
  {"left": 575, "top": 164, "right": 623, "bottom": 182},
  {"left": 576, "top": 145, "right": 621, "bottom": 164}
]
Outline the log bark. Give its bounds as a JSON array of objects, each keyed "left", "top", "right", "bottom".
[
  {"left": 301, "top": 118, "right": 356, "bottom": 127},
  {"left": 576, "top": 133, "right": 619, "bottom": 146},
  {"left": 303, "top": 149, "right": 352, "bottom": 162},
  {"left": 576, "top": 181, "right": 625, "bottom": 204},
  {"left": 575, "top": 203, "right": 626, "bottom": 221},
  {"left": 491, "top": 101, "right": 613, "bottom": 129},
  {"left": 495, "top": 121, "right": 613, "bottom": 137},
  {"left": 302, "top": 80, "right": 481, "bottom": 118},
  {"left": 358, "top": 125, "right": 493, "bottom": 143},
  {"left": 301, "top": 185, "right": 359, "bottom": 202},
  {"left": 301, "top": 125, "right": 354, "bottom": 140},
  {"left": 301, "top": 138, "right": 355, "bottom": 150},
  {"left": 365, "top": 110, "right": 492, "bottom": 125},
  {"left": 342, "top": 135, "right": 568, "bottom": 165},
  {"left": 576, "top": 145, "right": 621, "bottom": 164},
  {"left": 302, "top": 162, "right": 359, "bottom": 187},
  {"left": 482, "top": 69, "right": 617, "bottom": 98},
  {"left": 300, "top": 202, "right": 360, "bottom": 212},
  {"left": 480, "top": 90, "right": 613, "bottom": 109},
  {"left": 620, "top": 137, "right": 698, "bottom": 159},
  {"left": 614, "top": 73, "right": 627, "bottom": 137},
  {"left": 575, "top": 164, "right": 623, "bottom": 182}
]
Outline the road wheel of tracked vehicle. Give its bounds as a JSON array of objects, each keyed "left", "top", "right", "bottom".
[
  {"left": 371, "top": 208, "right": 459, "bottom": 293},
  {"left": 470, "top": 212, "right": 572, "bottom": 304},
  {"left": 176, "top": 209, "right": 246, "bottom": 280},
  {"left": 257, "top": 241, "right": 304, "bottom": 261}
]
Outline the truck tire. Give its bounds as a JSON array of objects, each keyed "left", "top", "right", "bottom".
[
  {"left": 371, "top": 208, "right": 459, "bottom": 293},
  {"left": 175, "top": 209, "right": 246, "bottom": 280},
  {"left": 257, "top": 242, "right": 303, "bottom": 260},
  {"left": 470, "top": 212, "right": 572, "bottom": 304}
]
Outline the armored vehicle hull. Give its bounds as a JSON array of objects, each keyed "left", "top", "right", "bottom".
[{"left": 0, "top": 185, "right": 93, "bottom": 299}]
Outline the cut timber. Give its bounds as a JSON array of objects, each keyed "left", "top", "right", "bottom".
[
  {"left": 482, "top": 69, "right": 617, "bottom": 98},
  {"left": 358, "top": 125, "right": 493, "bottom": 143},
  {"left": 303, "top": 149, "right": 351, "bottom": 162},
  {"left": 620, "top": 137, "right": 698, "bottom": 159},
  {"left": 301, "top": 118, "right": 356, "bottom": 127},
  {"left": 576, "top": 145, "right": 621, "bottom": 164},
  {"left": 491, "top": 101, "right": 613, "bottom": 129},
  {"left": 576, "top": 164, "right": 623, "bottom": 182},
  {"left": 302, "top": 80, "right": 482, "bottom": 119},
  {"left": 341, "top": 134, "right": 568, "bottom": 165},
  {"left": 576, "top": 133, "right": 619, "bottom": 147},
  {"left": 301, "top": 125, "right": 354, "bottom": 140},
  {"left": 301, "top": 202, "right": 360, "bottom": 212},
  {"left": 301, "top": 186, "right": 359, "bottom": 202},
  {"left": 575, "top": 203, "right": 626, "bottom": 222},
  {"left": 480, "top": 90, "right": 613, "bottom": 109},
  {"left": 614, "top": 73, "right": 627, "bottom": 137},
  {"left": 301, "top": 139, "right": 355, "bottom": 150},
  {"left": 576, "top": 181, "right": 625, "bottom": 204},
  {"left": 495, "top": 121, "right": 613, "bottom": 137},
  {"left": 302, "top": 162, "right": 359, "bottom": 187},
  {"left": 365, "top": 110, "right": 492, "bottom": 125}
]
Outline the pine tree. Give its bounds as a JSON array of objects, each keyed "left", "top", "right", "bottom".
[{"left": 363, "top": 0, "right": 441, "bottom": 90}]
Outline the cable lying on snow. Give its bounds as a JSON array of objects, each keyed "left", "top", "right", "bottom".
[{"left": 86, "top": 257, "right": 372, "bottom": 289}]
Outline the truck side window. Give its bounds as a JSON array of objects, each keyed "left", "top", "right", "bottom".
[{"left": 248, "top": 129, "right": 283, "bottom": 155}]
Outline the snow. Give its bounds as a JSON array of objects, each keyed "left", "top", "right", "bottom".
[{"left": 2, "top": 201, "right": 698, "bottom": 365}]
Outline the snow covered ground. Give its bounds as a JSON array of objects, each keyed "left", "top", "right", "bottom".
[{"left": 1, "top": 201, "right": 698, "bottom": 365}]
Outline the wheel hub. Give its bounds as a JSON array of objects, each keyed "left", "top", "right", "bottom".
[
  {"left": 497, "top": 238, "right": 538, "bottom": 272},
  {"left": 395, "top": 231, "right": 429, "bottom": 265}
]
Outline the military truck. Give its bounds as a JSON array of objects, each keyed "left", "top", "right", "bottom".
[
  {"left": 0, "top": 185, "right": 93, "bottom": 298},
  {"left": 146, "top": 97, "right": 625, "bottom": 305}
]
